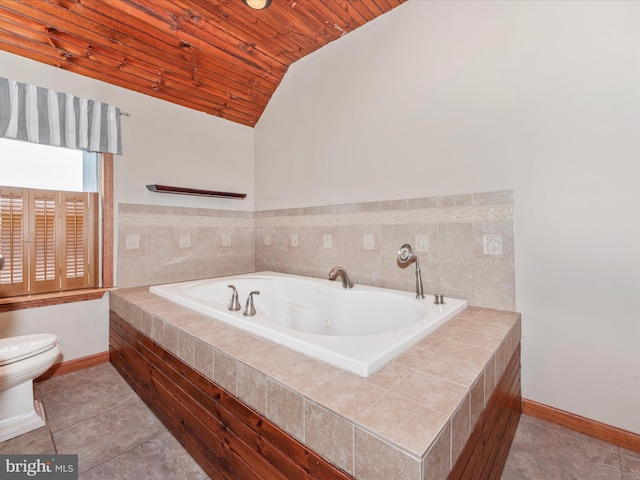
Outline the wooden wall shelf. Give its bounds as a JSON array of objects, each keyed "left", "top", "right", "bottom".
[{"left": 146, "top": 184, "right": 246, "bottom": 199}]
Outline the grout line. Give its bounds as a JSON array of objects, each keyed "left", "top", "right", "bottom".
[
  {"left": 48, "top": 426, "right": 58, "bottom": 455},
  {"left": 45, "top": 397, "right": 143, "bottom": 435},
  {"left": 77, "top": 430, "right": 168, "bottom": 476},
  {"left": 618, "top": 449, "right": 624, "bottom": 480}
]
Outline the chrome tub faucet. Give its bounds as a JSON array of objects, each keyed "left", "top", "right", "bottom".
[{"left": 328, "top": 267, "right": 353, "bottom": 289}]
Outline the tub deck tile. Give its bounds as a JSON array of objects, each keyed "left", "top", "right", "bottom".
[
  {"left": 356, "top": 393, "right": 448, "bottom": 456},
  {"left": 200, "top": 325, "right": 273, "bottom": 359},
  {"left": 109, "top": 287, "right": 522, "bottom": 479},
  {"left": 363, "top": 362, "right": 412, "bottom": 390},
  {"left": 410, "top": 351, "right": 484, "bottom": 388},
  {"left": 354, "top": 425, "right": 422, "bottom": 479},
  {"left": 306, "top": 373, "right": 387, "bottom": 420},
  {"left": 391, "top": 371, "right": 468, "bottom": 417},
  {"left": 242, "top": 344, "right": 342, "bottom": 394}
]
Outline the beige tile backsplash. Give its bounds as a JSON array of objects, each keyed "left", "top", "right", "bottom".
[
  {"left": 118, "top": 189, "right": 514, "bottom": 309},
  {"left": 117, "top": 204, "right": 255, "bottom": 288}
]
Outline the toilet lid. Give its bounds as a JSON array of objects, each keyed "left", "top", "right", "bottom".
[{"left": 0, "top": 334, "right": 58, "bottom": 366}]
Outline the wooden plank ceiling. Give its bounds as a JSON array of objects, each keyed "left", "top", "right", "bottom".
[{"left": 0, "top": 0, "right": 406, "bottom": 127}]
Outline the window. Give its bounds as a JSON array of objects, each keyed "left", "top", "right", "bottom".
[
  {"left": 0, "top": 76, "right": 119, "bottom": 304},
  {"left": 0, "top": 139, "right": 100, "bottom": 298}
]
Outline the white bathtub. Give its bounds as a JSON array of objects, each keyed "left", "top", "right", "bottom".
[{"left": 150, "top": 272, "right": 467, "bottom": 377}]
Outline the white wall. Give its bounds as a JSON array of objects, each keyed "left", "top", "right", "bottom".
[
  {"left": 0, "top": 50, "right": 255, "bottom": 361},
  {"left": 0, "top": 50, "right": 255, "bottom": 211},
  {"left": 0, "top": 297, "right": 109, "bottom": 363},
  {"left": 255, "top": 1, "right": 640, "bottom": 434}
]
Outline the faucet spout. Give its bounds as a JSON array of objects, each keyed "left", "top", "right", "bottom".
[{"left": 328, "top": 267, "right": 353, "bottom": 289}]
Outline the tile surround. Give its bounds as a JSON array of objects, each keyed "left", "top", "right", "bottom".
[
  {"left": 424, "top": 426, "right": 452, "bottom": 480},
  {"left": 117, "top": 204, "right": 255, "bottom": 288},
  {"left": 237, "top": 363, "right": 267, "bottom": 414},
  {"left": 118, "top": 190, "right": 514, "bottom": 310},
  {"left": 110, "top": 287, "right": 521, "bottom": 480},
  {"left": 305, "top": 401, "right": 355, "bottom": 475},
  {"left": 255, "top": 194, "right": 516, "bottom": 309},
  {"left": 266, "top": 379, "right": 305, "bottom": 442},
  {"left": 391, "top": 371, "right": 469, "bottom": 417},
  {"left": 354, "top": 427, "right": 422, "bottom": 480},
  {"left": 307, "top": 373, "right": 387, "bottom": 419},
  {"left": 113, "top": 189, "right": 516, "bottom": 478},
  {"left": 356, "top": 393, "right": 448, "bottom": 456}
]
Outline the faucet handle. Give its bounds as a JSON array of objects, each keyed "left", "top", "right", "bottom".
[
  {"left": 227, "top": 285, "right": 241, "bottom": 311},
  {"left": 243, "top": 291, "right": 260, "bottom": 317}
]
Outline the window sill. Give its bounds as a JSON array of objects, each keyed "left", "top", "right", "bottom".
[{"left": 0, "top": 288, "right": 113, "bottom": 313}]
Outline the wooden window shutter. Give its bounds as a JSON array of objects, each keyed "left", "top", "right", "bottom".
[
  {"left": 0, "top": 187, "right": 28, "bottom": 296},
  {"left": 0, "top": 186, "right": 97, "bottom": 297},
  {"left": 61, "top": 191, "right": 97, "bottom": 290},
  {"left": 30, "top": 189, "right": 60, "bottom": 294}
]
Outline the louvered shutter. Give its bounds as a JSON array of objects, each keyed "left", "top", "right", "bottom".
[
  {"left": 0, "top": 187, "right": 28, "bottom": 296},
  {"left": 61, "top": 191, "right": 96, "bottom": 290},
  {"left": 30, "top": 189, "right": 60, "bottom": 294},
  {"left": 0, "top": 186, "right": 97, "bottom": 297}
]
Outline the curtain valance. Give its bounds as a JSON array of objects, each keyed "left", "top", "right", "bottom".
[{"left": 0, "top": 76, "right": 122, "bottom": 154}]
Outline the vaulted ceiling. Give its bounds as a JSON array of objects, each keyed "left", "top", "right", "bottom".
[{"left": 0, "top": 0, "right": 406, "bottom": 127}]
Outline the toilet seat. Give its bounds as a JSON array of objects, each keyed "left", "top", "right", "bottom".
[{"left": 0, "top": 334, "right": 58, "bottom": 367}]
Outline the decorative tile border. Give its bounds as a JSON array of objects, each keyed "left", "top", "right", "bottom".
[
  {"left": 118, "top": 193, "right": 513, "bottom": 230},
  {"left": 255, "top": 204, "right": 513, "bottom": 228},
  {"left": 118, "top": 211, "right": 254, "bottom": 228}
]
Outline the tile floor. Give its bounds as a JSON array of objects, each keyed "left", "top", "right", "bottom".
[
  {"left": 1, "top": 362, "right": 639, "bottom": 480},
  {"left": 502, "top": 414, "right": 640, "bottom": 480},
  {"left": 1, "top": 363, "right": 206, "bottom": 479}
]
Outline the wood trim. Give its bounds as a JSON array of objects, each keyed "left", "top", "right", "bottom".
[
  {"left": 101, "top": 153, "right": 114, "bottom": 289},
  {"left": 109, "top": 311, "right": 354, "bottom": 480},
  {"left": 35, "top": 350, "right": 109, "bottom": 381},
  {"left": 522, "top": 398, "right": 640, "bottom": 454},
  {"left": 0, "top": 287, "right": 111, "bottom": 313},
  {"left": 448, "top": 344, "right": 522, "bottom": 480}
]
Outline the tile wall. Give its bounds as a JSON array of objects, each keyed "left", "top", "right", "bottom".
[
  {"left": 117, "top": 204, "right": 255, "bottom": 288},
  {"left": 118, "top": 190, "right": 514, "bottom": 310},
  {"left": 256, "top": 190, "right": 515, "bottom": 310}
]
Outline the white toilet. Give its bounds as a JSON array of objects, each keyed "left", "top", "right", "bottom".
[{"left": 0, "top": 334, "right": 61, "bottom": 442}]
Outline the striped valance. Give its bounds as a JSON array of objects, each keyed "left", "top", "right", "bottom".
[{"left": 0, "top": 76, "right": 122, "bottom": 154}]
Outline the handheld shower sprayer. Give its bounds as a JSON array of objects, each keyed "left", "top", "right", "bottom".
[
  {"left": 397, "top": 244, "right": 425, "bottom": 299},
  {"left": 397, "top": 244, "right": 415, "bottom": 265}
]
